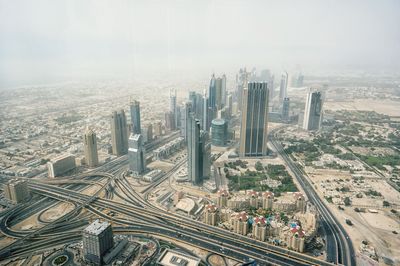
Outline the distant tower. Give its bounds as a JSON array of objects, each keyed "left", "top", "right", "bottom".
[
  {"left": 130, "top": 100, "right": 141, "bottom": 134},
  {"left": 279, "top": 72, "right": 288, "bottom": 103},
  {"left": 226, "top": 93, "right": 233, "bottom": 118},
  {"left": 83, "top": 128, "right": 98, "bottom": 167},
  {"left": 82, "top": 220, "right": 114, "bottom": 265},
  {"left": 128, "top": 134, "right": 146, "bottom": 176},
  {"left": 208, "top": 74, "right": 217, "bottom": 110},
  {"left": 239, "top": 82, "right": 269, "bottom": 157},
  {"left": 201, "top": 131, "right": 211, "bottom": 179},
  {"left": 111, "top": 110, "right": 128, "bottom": 156},
  {"left": 165, "top": 111, "right": 175, "bottom": 131},
  {"left": 282, "top": 97, "right": 290, "bottom": 122},
  {"left": 303, "top": 90, "right": 324, "bottom": 131},
  {"left": 170, "top": 89, "right": 178, "bottom": 129},
  {"left": 180, "top": 102, "right": 192, "bottom": 140}
]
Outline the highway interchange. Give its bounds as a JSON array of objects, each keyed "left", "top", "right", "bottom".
[{"left": 0, "top": 130, "right": 353, "bottom": 265}]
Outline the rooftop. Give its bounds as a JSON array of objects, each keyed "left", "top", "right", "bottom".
[{"left": 83, "top": 219, "right": 111, "bottom": 235}]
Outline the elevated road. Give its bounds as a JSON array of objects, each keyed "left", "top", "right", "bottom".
[{"left": 27, "top": 182, "right": 336, "bottom": 266}]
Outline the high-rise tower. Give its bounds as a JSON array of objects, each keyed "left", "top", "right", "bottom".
[
  {"left": 111, "top": 110, "right": 128, "bottom": 156},
  {"left": 303, "top": 90, "right": 323, "bottom": 131},
  {"left": 84, "top": 128, "right": 98, "bottom": 167},
  {"left": 128, "top": 134, "right": 146, "bottom": 176},
  {"left": 130, "top": 100, "right": 141, "bottom": 134},
  {"left": 239, "top": 82, "right": 269, "bottom": 157},
  {"left": 187, "top": 114, "right": 210, "bottom": 185},
  {"left": 279, "top": 72, "right": 288, "bottom": 103}
]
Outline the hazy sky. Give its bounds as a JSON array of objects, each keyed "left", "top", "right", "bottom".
[{"left": 0, "top": 0, "right": 399, "bottom": 88}]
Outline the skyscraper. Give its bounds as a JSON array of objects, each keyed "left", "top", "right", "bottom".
[
  {"left": 201, "top": 131, "right": 211, "bottom": 179},
  {"left": 303, "top": 90, "right": 324, "bottom": 131},
  {"left": 165, "top": 111, "right": 175, "bottom": 131},
  {"left": 128, "top": 134, "right": 146, "bottom": 176},
  {"left": 84, "top": 128, "right": 98, "bottom": 167},
  {"left": 180, "top": 102, "right": 192, "bottom": 140},
  {"left": 187, "top": 114, "right": 210, "bottom": 185},
  {"left": 279, "top": 72, "right": 288, "bottom": 103},
  {"left": 282, "top": 97, "right": 290, "bottom": 122},
  {"left": 208, "top": 74, "right": 217, "bottom": 110},
  {"left": 111, "top": 110, "right": 128, "bottom": 156},
  {"left": 130, "top": 100, "right": 141, "bottom": 134},
  {"left": 226, "top": 93, "right": 233, "bottom": 118},
  {"left": 239, "top": 82, "right": 269, "bottom": 157},
  {"left": 170, "top": 89, "right": 178, "bottom": 129}
]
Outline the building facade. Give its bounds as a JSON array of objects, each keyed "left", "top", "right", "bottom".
[
  {"left": 303, "top": 90, "right": 324, "bottom": 131},
  {"left": 111, "top": 110, "right": 128, "bottom": 156},
  {"left": 84, "top": 128, "right": 99, "bottom": 167},
  {"left": 47, "top": 154, "right": 76, "bottom": 178},
  {"left": 239, "top": 82, "right": 269, "bottom": 157},
  {"left": 130, "top": 100, "right": 141, "bottom": 134},
  {"left": 211, "top": 118, "right": 228, "bottom": 146},
  {"left": 128, "top": 134, "right": 146, "bottom": 176},
  {"left": 3, "top": 179, "right": 30, "bottom": 203},
  {"left": 83, "top": 220, "right": 114, "bottom": 265}
]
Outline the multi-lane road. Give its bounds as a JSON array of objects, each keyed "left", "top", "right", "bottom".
[{"left": 269, "top": 126, "right": 356, "bottom": 266}]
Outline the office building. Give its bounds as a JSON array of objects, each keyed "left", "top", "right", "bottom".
[
  {"left": 47, "top": 154, "right": 76, "bottom": 178},
  {"left": 208, "top": 74, "right": 217, "bottom": 110},
  {"left": 303, "top": 90, "right": 324, "bottom": 131},
  {"left": 128, "top": 134, "right": 146, "bottom": 176},
  {"left": 239, "top": 82, "right": 269, "bottom": 157},
  {"left": 201, "top": 131, "right": 211, "bottom": 179},
  {"left": 83, "top": 128, "right": 98, "bottom": 167},
  {"left": 180, "top": 102, "right": 192, "bottom": 140},
  {"left": 211, "top": 119, "right": 227, "bottom": 146},
  {"left": 3, "top": 179, "right": 30, "bottom": 203},
  {"left": 165, "top": 111, "right": 175, "bottom": 131},
  {"left": 153, "top": 121, "right": 162, "bottom": 136},
  {"left": 226, "top": 93, "right": 233, "bottom": 118},
  {"left": 236, "top": 68, "right": 250, "bottom": 111},
  {"left": 279, "top": 72, "right": 288, "bottom": 103},
  {"left": 129, "top": 100, "right": 141, "bottom": 134},
  {"left": 111, "top": 110, "right": 128, "bottom": 156},
  {"left": 187, "top": 114, "right": 209, "bottom": 185},
  {"left": 170, "top": 89, "right": 178, "bottom": 129},
  {"left": 282, "top": 97, "right": 290, "bottom": 122},
  {"left": 83, "top": 220, "right": 114, "bottom": 265}
]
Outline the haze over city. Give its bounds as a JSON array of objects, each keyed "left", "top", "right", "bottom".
[
  {"left": 0, "top": 1, "right": 399, "bottom": 266},
  {"left": 1, "top": 0, "right": 400, "bottom": 88}
]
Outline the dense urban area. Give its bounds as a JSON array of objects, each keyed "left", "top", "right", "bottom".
[{"left": 0, "top": 69, "right": 399, "bottom": 266}]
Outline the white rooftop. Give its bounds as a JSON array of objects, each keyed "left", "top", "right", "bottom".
[{"left": 84, "top": 219, "right": 110, "bottom": 235}]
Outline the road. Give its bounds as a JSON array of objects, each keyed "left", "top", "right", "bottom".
[{"left": 268, "top": 126, "right": 356, "bottom": 266}]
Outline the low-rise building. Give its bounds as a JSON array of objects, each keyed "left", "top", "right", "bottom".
[
  {"left": 3, "top": 179, "right": 30, "bottom": 203},
  {"left": 47, "top": 154, "right": 76, "bottom": 178}
]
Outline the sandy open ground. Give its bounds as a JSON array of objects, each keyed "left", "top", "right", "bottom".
[{"left": 324, "top": 99, "right": 400, "bottom": 116}]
